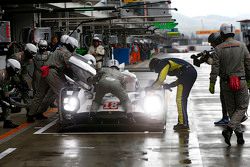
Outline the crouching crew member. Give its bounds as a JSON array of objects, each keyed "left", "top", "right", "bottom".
[
  {"left": 0, "top": 59, "right": 21, "bottom": 128},
  {"left": 88, "top": 61, "right": 132, "bottom": 115},
  {"left": 7, "top": 43, "right": 37, "bottom": 92}
]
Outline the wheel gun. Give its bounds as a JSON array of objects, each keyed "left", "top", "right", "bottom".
[{"left": 190, "top": 50, "right": 214, "bottom": 67}]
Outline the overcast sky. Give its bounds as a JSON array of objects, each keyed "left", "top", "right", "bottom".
[{"left": 171, "top": 0, "right": 250, "bottom": 17}]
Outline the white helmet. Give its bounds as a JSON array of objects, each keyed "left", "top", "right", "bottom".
[
  {"left": 60, "top": 34, "right": 69, "bottom": 44},
  {"left": 93, "top": 36, "right": 102, "bottom": 42},
  {"left": 6, "top": 59, "right": 21, "bottom": 74},
  {"left": 65, "top": 36, "right": 79, "bottom": 49},
  {"left": 25, "top": 43, "right": 37, "bottom": 55},
  {"left": 140, "top": 40, "right": 144, "bottom": 44},
  {"left": 38, "top": 39, "right": 48, "bottom": 50},
  {"left": 220, "top": 23, "right": 235, "bottom": 35},
  {"left": 83, "top": 54, "right": 96, "bottom": 66},
  {"left": 107, "top": 59, "right": 120, "bottom": 69}
]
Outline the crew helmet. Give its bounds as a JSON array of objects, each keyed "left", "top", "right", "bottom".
[
  {"left": 38, "top": 39, "right": 48, "bottom": 50},
  {"left": 6, "top": 59, "right": 21, "bottom": 74},
  {"left": 83, "top": 54, "right": 96, "bottom": 66},
  {"left": 25, "top": 43, "right": 37, "bottom": 55},
  {"left": 65, "top": 36, "right": 79, "bottom": 52},
  {"left": 149, "top": 58, "right": 161, "bottom": 71},
  {"left": 60, "top": 34, "right": 69, "bottom": 44},
  {"left": 107, "top": 59, "right": 120, "bottom": 70},
  {"left": 208, "top": 32, "right": 223, "bottom": 47},
  {"left": 93, "top": 36, "right": 102, "bottom": 42},
  {"left": 220, "top": 23, "right": 235, "bottom": 35}
]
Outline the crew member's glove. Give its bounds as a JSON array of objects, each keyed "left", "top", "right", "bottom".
[
  {"left": 163, "top": 81, "right": 178, "bottom": 90},
  {"left": 209, "top": 82, "right": 215, "bottom": 94},
  {"left": 163, "top": 84, "right": 172, "bottom": 90}
]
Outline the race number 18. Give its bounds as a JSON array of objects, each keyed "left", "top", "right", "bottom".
[{"left": 103, "top": 102, "right": 118, "bottom": 109}]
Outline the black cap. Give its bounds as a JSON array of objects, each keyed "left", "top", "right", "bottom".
[{"left": 149, "top": 58, "right": 160, "bottom": 71}]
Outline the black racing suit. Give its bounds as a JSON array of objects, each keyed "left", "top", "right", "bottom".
[{"left": 152, "top": 58, "right": 197, "bottom": 126}]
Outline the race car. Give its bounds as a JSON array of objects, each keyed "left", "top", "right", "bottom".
[{"left": 58, "top": 55, "right": 167, "bottom": 132}]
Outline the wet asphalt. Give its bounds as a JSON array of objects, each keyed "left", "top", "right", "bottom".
[{"left": 0, "top": 52, "right": 250, "bottom": 167}]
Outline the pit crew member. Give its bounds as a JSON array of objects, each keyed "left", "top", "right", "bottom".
[{"left": 149, "top": 58, "right": 197, "bottom": 131}]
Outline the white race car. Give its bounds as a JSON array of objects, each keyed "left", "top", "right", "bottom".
[{"left": 58, "top": 55, "right": 166, "bottom": 132}]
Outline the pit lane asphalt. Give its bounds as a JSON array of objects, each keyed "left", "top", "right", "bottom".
[{"left": 0, "top": 53, "right": 250, "bottom": 167}]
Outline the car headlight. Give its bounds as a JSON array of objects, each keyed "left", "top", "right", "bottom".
[
  {"left": 143, "top": 95, "right": 163, "bottom": 116},
  {"left": 63, "top": 96, "right": 80, "bottom": 112}
]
